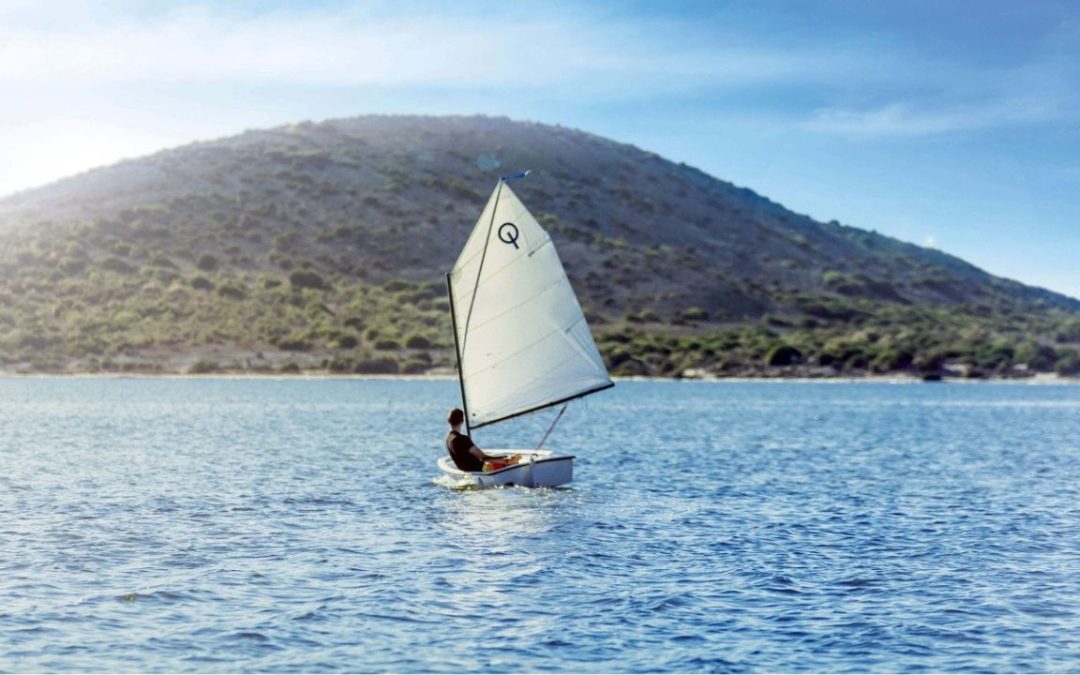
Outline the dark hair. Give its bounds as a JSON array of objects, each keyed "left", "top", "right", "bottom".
[{"left": 447, "top": 408, "right": 465, "bottom": 426}]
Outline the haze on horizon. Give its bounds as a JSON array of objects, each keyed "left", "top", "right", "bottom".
[{"left": 2, "top": 0, "right": 1077, "bottom": 299}]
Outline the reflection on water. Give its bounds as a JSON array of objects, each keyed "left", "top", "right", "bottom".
[{"left": 1, "top": 377, "right": 1078, "bottom": 672}]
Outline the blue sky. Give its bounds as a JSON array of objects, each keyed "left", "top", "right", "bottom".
[{"left": 1, "top": 0, "right": 1077, "bottom": 298}]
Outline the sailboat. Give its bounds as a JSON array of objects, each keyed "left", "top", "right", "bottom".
[{"left": 438, "top": 173, "right": 613, "bottom": 488}]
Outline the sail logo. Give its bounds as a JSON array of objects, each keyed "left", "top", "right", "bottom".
[{"left": 497, "top": 222, "right": 520, "bottom": 249}]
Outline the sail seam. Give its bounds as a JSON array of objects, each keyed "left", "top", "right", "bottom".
[
  {"left": 462, "top": 276, "right": 565, "bottom": 336},
  {"left": 454, "top": 234, "right": 552, "bottom": 292},
  {"left": 466, "top": 352, "right": 609, "bottom": 416},
  {"left": 462, "top": 321, "right": 570, "bottom": 380}
]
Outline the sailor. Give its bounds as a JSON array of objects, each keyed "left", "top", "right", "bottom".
[{"left": 445, "top": 408, "right": 517, "bottom": 472}]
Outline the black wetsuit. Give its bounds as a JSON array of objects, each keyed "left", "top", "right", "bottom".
[{"left": 446, "top": 430, "right": 483, "bottom": 472}]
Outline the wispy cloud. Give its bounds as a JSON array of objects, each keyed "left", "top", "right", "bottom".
[
  {"left": 799, "top": 13, "right": 1079, "bottom": 138},
  {"left": 803, "top": 97, "right": 1062, "bottom": 137},
  {"left": 3, "top": 3, "right": 1070, "bottom": 121},
  {"left": 0, "top": 4, "right": 858, "bottom": 94},
  {"left": 0, "top": 2, "right": 874, "bottom": 196}
]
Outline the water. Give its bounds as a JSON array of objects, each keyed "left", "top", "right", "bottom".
[{"left": 1, "top": 377, "right": 1079, "bottom": 672}]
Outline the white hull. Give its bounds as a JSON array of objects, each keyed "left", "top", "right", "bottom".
[{"left": 437, "top": 450, "right": 574, "bottom": 488}]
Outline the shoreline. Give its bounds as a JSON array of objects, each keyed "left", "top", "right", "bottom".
[{"left": 1, "top": 371, "right": 1076, "bottom": 384}]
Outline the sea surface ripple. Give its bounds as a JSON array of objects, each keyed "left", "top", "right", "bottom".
[{"left": 1, "top": 377, "right": 1079, "bottom": 672}]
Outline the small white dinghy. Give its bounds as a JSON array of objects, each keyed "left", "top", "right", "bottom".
[
  {"left": 437, "top": 451, "right": 574, "bottom": 488},
  {"left": 441, "top": 173, "right": 612, "bottom": 488}
]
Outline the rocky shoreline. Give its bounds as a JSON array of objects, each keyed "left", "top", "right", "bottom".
[
  {"left": 2, "top": 341, "right": 1077, "bottom": 382},
  {"left": 2, "top": 362, "right": 1075, "bottom": 383}
]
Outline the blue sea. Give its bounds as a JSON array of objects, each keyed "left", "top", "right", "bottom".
[{"left": 1, "top": 377, "right": 1079, "bottom": 672}]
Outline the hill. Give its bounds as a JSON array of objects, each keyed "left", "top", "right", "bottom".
[{"left": 0, "top": 114, "right": 1077, "bottom": 378}]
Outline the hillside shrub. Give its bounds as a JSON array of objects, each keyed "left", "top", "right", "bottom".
[
  {"left": 1015, "top": 341, "right": 1057, "bottom": 371},
  {"left": 289, "top": 270, "right": 330, "bottom": 291},
  {"left": 188, "top": 359, "right": 219, "bottom": 374},
  {"left": 626, "top": 309, "right": 659, "bottom": 323},
  {"left": 112, "top": 310, "right": 140, "bottom": 328},
  {"left": 679, "top": 307, "right": 709, "bottom": 322},
  {"left": 100, "top": 258, "right": 136, "bottom": 274},
  {"left": 60, "top": 258, "right": 87, "bottom": 275},
  {"left": 1054, "top": 319, "right": 1080, "bottom": 344},
  {"left": 401, "top": 358, "right": 430, "bottom": 374},
  {"left": 276, "top": 335, "right": 312, "bottom": 351},
  {"left": 602, "top": 345, "right": 634, "bottom": 369},
  {"left": 600, "top": 333, "right": 633, "bottom": 346},
  {"left": 971, "top": 341, "right": 1014, "bottom": 369},
  {"left": 217, "top": 284, "right": 247, "bottom": 300},
  {"left": 197, "top": 254, "right": 219, "bottom": 272},
  {"left": 611, "top": 357, "right": 649, "bottom": 376},
  {"left": 765, "top": 345, "right": 802, "bottom": 366},
  {"left": 355, "top": 357, "right": 398, "bottom": 374},
  {"left": 843, "top": 352, "right": 870, "bottom": 371},
  {"left": 327, "top": 356, "right": 355, "bottom": 373},
  {"left": 151, "top": 254, "right": 177, "bottom": 269},
  {"left": 913, "top": 351, "right": 946, "bottom": 373},
  {"left": 1055, "top": 349, "right": 1080, "bottom": 376},
  {"left": 870, "top": 348, "right": 914, "bottom": 373}
]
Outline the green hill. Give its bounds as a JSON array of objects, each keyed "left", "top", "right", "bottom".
[{"left": 1, "top": 114, "right": 1077, "bottom": 378}]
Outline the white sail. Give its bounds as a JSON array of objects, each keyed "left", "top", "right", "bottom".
[{"left": 448, "top": 182, "right": 612, "bottom": 429}]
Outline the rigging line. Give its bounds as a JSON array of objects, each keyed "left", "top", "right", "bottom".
[
  {"left": 536, "top": 404, "right": 568, "bottom": 450},
  {"left": 460, "top": 179, "right": 503, "bottom": 356}
]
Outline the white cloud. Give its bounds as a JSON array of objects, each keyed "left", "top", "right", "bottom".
[
  {"left": 0, "top": 4, "right": 868, "bottom": 93},
  {"left": 0, "top": 2, "right": 876, "bottom": 196},
  {"left": 803, "top": 97, "right": 1062, "bottom": 138},
  {"left": 0, "top": 1, "right": 1076, "bottom": 195}
]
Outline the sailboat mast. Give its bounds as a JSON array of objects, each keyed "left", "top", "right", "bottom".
[
  {"left": 445, "top": 272, "right": 471, "bottom": 436},
  {"left": 459, "top": 179, "right": 503, "bottom": 355}
]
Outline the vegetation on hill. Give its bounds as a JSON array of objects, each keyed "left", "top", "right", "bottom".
[{"left": 0, "top": 115, "right": 1077, "bottom": 378}]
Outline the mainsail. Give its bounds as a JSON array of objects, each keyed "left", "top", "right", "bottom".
[{"left": 448, "top": 181, "right": 612, "bottom": 430}]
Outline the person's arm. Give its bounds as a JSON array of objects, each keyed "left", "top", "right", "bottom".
[{"left": 469, "top": 445, "right": 495, "bottom": 462}]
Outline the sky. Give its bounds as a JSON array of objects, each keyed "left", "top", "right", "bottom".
[{"left": 1, "top": 0, "right": 1077, "bottom": 298}]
